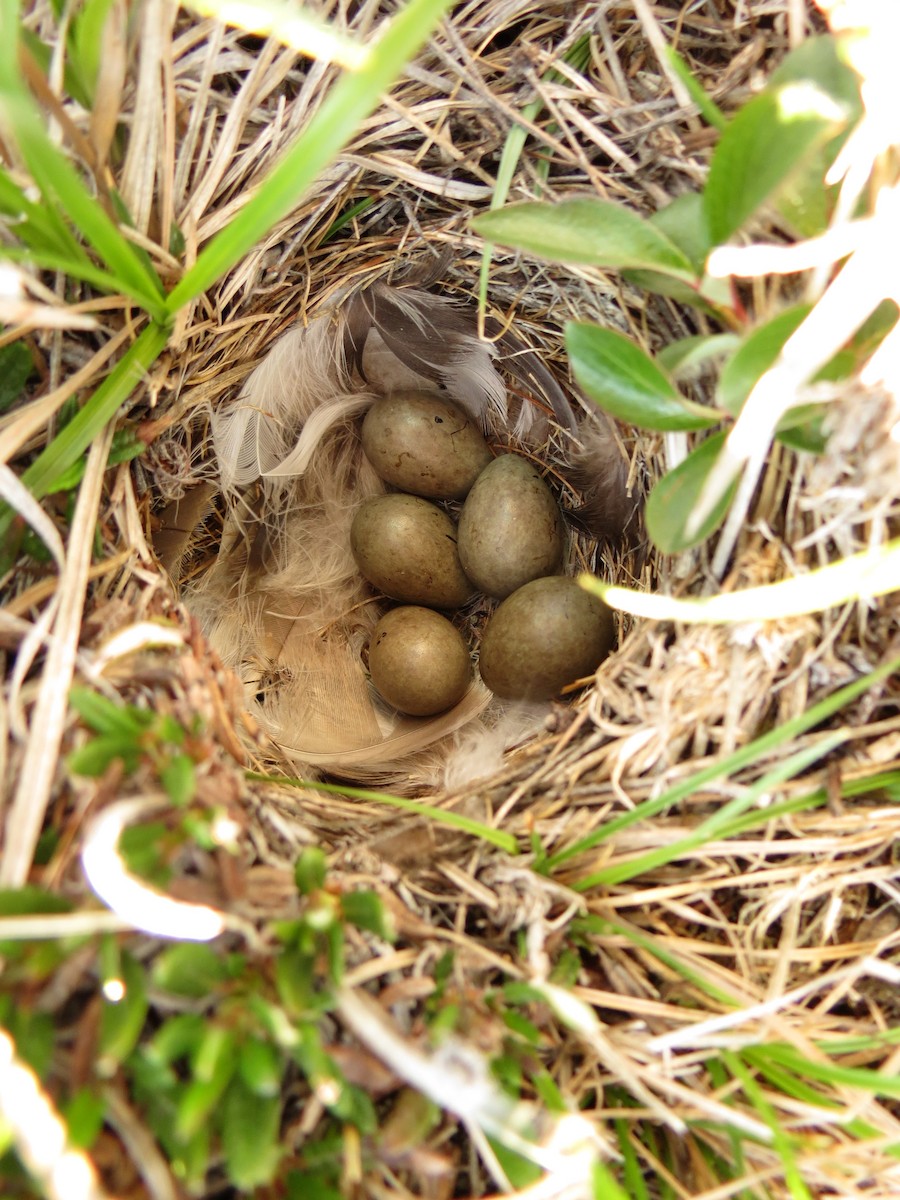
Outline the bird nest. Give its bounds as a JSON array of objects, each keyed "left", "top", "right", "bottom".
[{"left": 3, "top": 1, "right": 900, "bottom": 1197}]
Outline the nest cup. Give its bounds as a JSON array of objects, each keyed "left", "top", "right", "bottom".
[{"left": 163, "top": 271, "right": 643, "bottom": 794}]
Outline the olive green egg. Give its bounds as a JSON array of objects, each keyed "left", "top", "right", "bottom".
[
  {"left": 361, "top": 390, "right": 492, "bottom": 500},
  {"left": 478, "top": 576, "right": 615, "bottom": 701},
  {"left": 368, "top": 606, "right": 472, "bottom": 716},
  {"left": 350, "top": 493, "right": 475, "bottom": 608},
  {"left": 457, "top": 454, "right": 564, "bottom": 599}
]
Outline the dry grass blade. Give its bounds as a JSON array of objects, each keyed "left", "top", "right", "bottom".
[
  {"left": 2, "top": 1, "right": 900, "bottom": 1197},
  {"left": 1, "top": 423, "right": 114, "bottom": 886}
]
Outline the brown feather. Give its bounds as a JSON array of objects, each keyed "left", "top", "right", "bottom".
[{"left": 559, "top": 413, "right": 642, "bottom": 546}]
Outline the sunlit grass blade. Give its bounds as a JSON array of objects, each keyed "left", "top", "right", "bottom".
[
  {"left": 0, "top": 168, "right": 90, "bottom": 264},
  {"left": 1, "top": 244, "right": 165, "bottom": 302},
  {"left": 0, "top": 321, "right": 168, "bottom": 567},
  {"left": 581, "top": 535, "right": 900, "bottom": 622},
  {"left": 185, "top": 0, "right": 368, "bottom": 67},
  {"left": 542, "top": 653, "right": 900, "bottom": 873},
  {"left": 572, "top": 731, "right": 844, "bottom": 890},
  {"left": 745, "top": 1042, "right": 900, "bottom": 1102},
  {"left": 246, "top": 773, "right": 520, "bottom": 854},
  {"left": 723, "top": 1052, "right": 813, "bottom": 1200},
  {"left": 0, "top": 4, "right": 166, "bottom": 315},
  {"left": 20, "top": 322, "right": 169, "bottom": 500},
  {"left": 164, "top": 0, "right": 454, "bottom": 314}
]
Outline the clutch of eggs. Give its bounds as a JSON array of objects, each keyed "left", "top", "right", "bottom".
[{"left": 350, "top": 390, "right": 615, "bottom": 716}]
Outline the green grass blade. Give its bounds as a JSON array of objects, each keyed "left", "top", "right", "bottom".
[
  {"left": 572, "top": 732, "right": 844, "bottom": 890},
  {"left": 165, "top": 0, "right": 454, "bottom": 314},
  {"left": 746, "top": 1042, "right": 900, "bottom": 1101},
  {"left": 0, "top": 1, "right": 165, "bottom": 313},
  {"left": 478, "top": 37, "right": 592, "bottom": 312},
  {"left": 542, "top": 653, "right": 900, "bottom": 873},
  {"left": 20, "top": 322, "right": 170, "bottom": 500},
  {"left": 246, "top": 773, "right": 519, "bottom": 855},
  {"left": 662, "top": 46, "right": 727, "bottom": 131},
  {"left": 0, "top": 167, "right": 90, "bottom": 264},
  {"left": 2, "top": 244, "right": 163, "bottom": 301},
  {"left": 723, "top": 1053, "right": 812, "bottom": 1200},
  {"left": 575, "top": 915, "right": 745, "bottom": 1009}
]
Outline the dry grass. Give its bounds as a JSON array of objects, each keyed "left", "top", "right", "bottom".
[{"left": 2, "top": 1, "right": 900, "bottom": 1197}]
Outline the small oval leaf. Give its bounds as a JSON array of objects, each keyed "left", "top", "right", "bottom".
[
  {"left": 566, "top": 323, "right": 720, "bottom": 432},
  {"left": 704, "top": 78, "right": 849, "bottom": 244},
  {"left": 473, "top": 199, "right": 696, "bottom": 280},
  {"left": 657, "top": 333, "right": 741, "bottom": 379},
  {"left": 718, "top": 305, "right": 811, "bottom": 416},
  {"left": 222, "top": 1078, "right": 283, "bottom": 1188},
  {"left": 646, "top": 432, "right": 736, "bottom": 553},
  {"left": 99, "top": 952, "right": 148, "bottom": 1069}
]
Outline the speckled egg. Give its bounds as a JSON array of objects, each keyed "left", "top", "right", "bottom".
[
  {"left": 361, "top": 390, "right": 492, "bottom": 499},
  {"left": 457, "top": 454, "right": 564, "bottom": 599},
  {"left": 350, "top": 493, "right": 475, "bottom": 608},
  {"left": 368, "top": 606, "right": 472, "bottom": 716},
  {"left": 478, "top": 576, "right": 615, "bottom": 700}
]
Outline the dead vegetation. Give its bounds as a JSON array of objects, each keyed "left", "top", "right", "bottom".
[{"left": 2, "top": 1, "right": 900, "bottom": 1197}]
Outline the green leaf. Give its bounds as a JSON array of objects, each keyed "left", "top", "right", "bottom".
[
  {"left": 473, "top": 199, "right": 697, "bottom": 280},
  {"left": 67, "top": 733, "right": 142, "bottom": 777},
  {"left": 718, "top": 305, "right": 812, "bottom": 416},
  {"left": 623, "top": 192, "right": 734, "bottom": 313},
  {"left": 592, "top": 1161, "right": 632, "bottom": 1200},
  {"left": 68, "top": 0, "right": 118, "bottom": 101},
  {"left": 153, "top": 943, "right": 230, "bottom": 999},
  {"left": 768, "top": 39, "right": 862, "bottom": 237},
  {"left": 63, "top": 1089, "right": 106, "bottom": 1150},
  {"left": 704, "top": 66, "right": 850, "bottom": 244},
  {"left": 175, "top": 1053, "right": 235, "bottom": 1142},
  {"left": 0, "top": 7, "right": 164, "bottom": 312},
  {"left": 641, "top": 191, "right": 711, "bottom": 275},
  {"left": 769, "top": 33, "right": 863, "bottom": 109},
  {"left": 99, "top": 952, "right": 148, "bottom": 1069},
  {"left": 49, "top": 427, "right": 148, "bottom": 493},
  {"left": 0, "top": 341, "right": 36, "bottom": 413},
  {"left": 69, "top": 687, "right": 148, "bottom": 737},
  {"left": 238, "top": 1037, "right": 283, "bottom": 1098},
  {"left": 657, "top": 333, "right": 741, "bottom": 378},
  {"left": 487, "top": 1136, "right": 544, "bottom": 1189},
  {"left": 775, "top": 407, "right": 828, "bottom": 454},
  {"left": 294, "top": 846, "right": 327, "bottom": 896},
  {"left": 159, "top": 753, "right": 196, "bottom": 806},
  {"left": 340, "top": 890, "right": 395, "bottom": 941},
  {"left": 2, "top": 1010, "right": 55, "bottom": 1078},
  {"left": 287, "top": 1167, "right": 343, "bottom": 1200},
  {"left": 119, "top": 821, "right": 170, "bottom": 882},
  {"left": 566, "top": 323, "right": 720, "bottom": 431},
  {"left": 191, "top": 1026, "right": 236, "bottom": 1085},
  {"left": 645, "top": 432, "right": 736, "bottom": 553},
  {"left": 222, "top": 1078, "right": 283, "bottom": 1188},
  {"left": 146, "top": 1013, "right": 206, "bottom": 1065},
  {"left": 275, "top": 945, "right": 317, "bottom": 1016},
  {"left": 0, "top": 163, "right": 92, "bottom": 265}
]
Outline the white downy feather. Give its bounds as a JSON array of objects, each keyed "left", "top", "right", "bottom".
[{"left": 194, "top": 283, "right": 613, "bottom": 789}]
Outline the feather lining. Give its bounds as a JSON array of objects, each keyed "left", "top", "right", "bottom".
[{"left": 193, "top": 281, "right": 635, "bottom": 789}]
